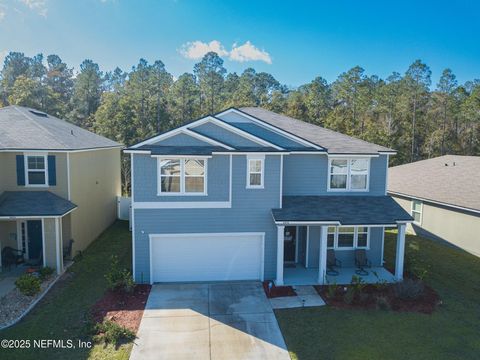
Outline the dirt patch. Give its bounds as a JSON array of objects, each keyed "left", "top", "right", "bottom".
[
  {"left": 262, "top": 281, "right": 297, "bottom": 298},
  {"left": 91, "top": 284, "right": 151, "bottom": 333},
  {"left": 315, "top": 281, "right": 440, "bottom": 314}
]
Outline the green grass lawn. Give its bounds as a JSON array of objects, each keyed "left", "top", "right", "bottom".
[
  {"left": 276, "top": 231, "right": 480, "bottom": 360},
  {"left": 0, "top": 221, "right": 133, "bottom": 360}
]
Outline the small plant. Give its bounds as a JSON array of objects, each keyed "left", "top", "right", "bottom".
[
  {"left": 15, "top": 274, "right": 41, "bottom": 296},
  {"left": 326, "top": 282, "right": 338, "bottom": 299},
  {"left": 38, "top": 266, "right": 54, "bottom": 281},
  {"left": 375, "top": 295, "right": 390, "bottom": 311},
  {"left": 344, "top": 287, "right": 355, "bottom": 305},
  {"left": 105, "top": 255, "right": 135, "bottom": 293},
  {"left": 393, "top": 279, "right": 425, "bottom": 300},
  {"left": 94, "top": 320, "right": 135, "bottom": 345},
  {"left": 350, "top": 275, "right": 366, "bottom": 293},
  {"left": 372, "top": 271, "right": 388, "bottom": 290}
]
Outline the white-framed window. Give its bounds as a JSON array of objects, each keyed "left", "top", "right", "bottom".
[
  {"left": 246, "top": 155, "right": 264, "bottom": 189},
  {"left": 328, "top": 158, "right": 370, "bottom": 191},
  {"left": 326, "top": 226, "right": 370, "bottom": 250},
  {"left": 158, "top": 158, "right": 207, "bottom": 195},
  {"left": 25, "top": 154, "right": 48, "bottom": 186},
  {"left": 411, "top": 200, "right": 423, "bottom": 224}
]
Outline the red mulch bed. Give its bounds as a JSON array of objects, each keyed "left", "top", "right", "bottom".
[
  {"left": 315, "top": 281, "right": 441, "bottom": 314},
  {"left": 91, "top": 284, "right": 151, "bottom": 333},
  {"left": 262, "top": 281, "right": 297, "bottom": 298}
]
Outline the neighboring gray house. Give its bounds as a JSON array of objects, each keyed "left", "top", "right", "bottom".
[
  {"left": 388, "top": 155, "right": 480, "bottom": 257},
  {"left": 0, "top": 106, "right": 122, "bottom": 274},
  {"left": 126, "top": 107, "right": 412, "bottom": 285}
]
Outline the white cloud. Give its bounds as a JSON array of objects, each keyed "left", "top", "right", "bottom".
[
  {"left": 229, "top": 41, "right": 272, "bottom": 64},
  {"left": 18, "top": 0, "right": 47, "bottom": 17},
  {"left": 180, "top": 40, "right": 229, "bottom": 60},
  {"left": 179, "top": 40, "right": 272, "bottom": 64}
]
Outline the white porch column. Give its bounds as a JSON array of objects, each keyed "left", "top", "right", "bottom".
[
  {"left": 318, "top": 226, "right": 328, "bottom": 284},
  {"left": 276, "top": 225, "right": 285, "bottom": 285},
  {"left": 395, "top": 223, "right": 407, "bottom": 280},
  {"left": 55, "top": 217, "right": 61, "bottom": 275}
]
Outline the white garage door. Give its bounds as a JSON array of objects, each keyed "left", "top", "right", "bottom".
[{"left": 150, "top": 233, "right": 264, "bottom": 283}]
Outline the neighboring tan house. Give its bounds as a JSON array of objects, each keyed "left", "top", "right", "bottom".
[
  {"left": 388, "top": 155, "right": 480, "bottom": 257},
  {"left": 0, "top": 106, "right": 122, "bottom": 274},
  {"left": 126, "top": 107, "right": 412, "bottom": 286}
]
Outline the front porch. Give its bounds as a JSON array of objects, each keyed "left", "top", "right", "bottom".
[{"left": 284, "top": 264, "right": 395, "bottom": 285}]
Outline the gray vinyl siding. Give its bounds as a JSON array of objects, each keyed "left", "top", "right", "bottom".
[
  {"left": 152, "top": 133, "right": 212, "bottom": 146},
  {"left": 306, "top": 226, "right": 383, "bottom": 268},
  {"left": 133, "top": 154, "right": 229, "bottom": 202},
  {"left": 283, "top": 154, "right": 388, "bottom": 196},
  {"left": 133, "top": 154, "right": 282, "bottom": 283},
  {"left": 192, "top": 122, "right": 260, "bottom": 147}
]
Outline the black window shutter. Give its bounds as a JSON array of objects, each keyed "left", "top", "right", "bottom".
[
  {"left": 16, "top": 155, "right": 25, "bottom": 186},
  {"left": 48, "top": 155, "right": 56, "bottom": 186}
]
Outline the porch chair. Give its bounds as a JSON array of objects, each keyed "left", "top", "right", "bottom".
[
  {"left": 1, "top": 246, "right": 24, "bottom": 270},
  {"left": 327, "top": 249, "right": 342, "bottom": 276},
  {"left": 355, "top": 249, "right": 371, "bottom": 276}
]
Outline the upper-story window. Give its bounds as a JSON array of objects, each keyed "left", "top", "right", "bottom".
[
  {"left": 25, "top": 154, "right": 48, "bottom": 186},
  {"left": 411, "top": 200, "right": 422, "bottom": 224},
  {"left": 327, "top": 226, "right": 370, "bottom": 250},
  {"left": 328, "top": 158, "right": 369, "bottom": 191},
  {"left": 246, "top": 155, "right": 264, "bottom": 189},
  {"left": 158, "top": 158, "right": 206, "bottom": 195}
]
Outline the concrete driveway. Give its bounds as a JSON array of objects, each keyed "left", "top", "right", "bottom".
[{"left": 130, "top": 282, "right": 290, "bottom": 360}]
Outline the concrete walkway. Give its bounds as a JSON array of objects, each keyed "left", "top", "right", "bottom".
[
  {"left": 269, "top": 285, "right": 326, "bottom": 309},
  {"left": 130, "top": 282, "right": 290, "bottom": 360},
  {"left": 0, "top": 266, "right": 26, "bottom": 298}
]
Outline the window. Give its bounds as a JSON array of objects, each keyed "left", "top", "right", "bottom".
[
  {"left": 411, "top": 200, "right": 422, "bottom": 224},
  {"left": 247, "top": 156, "right": 264, "bottom": 188},
  {"left": 25, "top": 155, "right": 47, "bottom": 186},
  {"left": 158, "top": 158, "right": 206, "bottom": 195},
  {"left": 328, "top": 158, "right": 369, "bottom": 191},
  {"left": 327, "top": 226, "right": 370, "bottom": 250}
]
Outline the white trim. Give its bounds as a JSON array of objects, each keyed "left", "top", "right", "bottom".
[
  {"left": 411, "top": 199, "right": 423, "bottom": 225},
  {"left": 246, "top": 155, "right": 264, "bottom": 189},
  {"left": 289, "top": 151, "right": 327, "bottom": 155},
  {"left": 149, "top": 232, "right": 266, "bottom": 284},
  {"left": 0, "top": 207, "right": 77, "bottom": 220},
  {"left": 276, "top": 226, "right": 285, "bottom": 285},
  {"left": 66, "top": 152, "right": 71, "bottom": 200},
  {"left": 326, "top": 226, "right": 371, "bottom": 250},
  {"left": 41, "top": 218, "right": 46, "bottom": 267},
  {"left": 0, "top": 146, "right": 123, "bottom": 153},
  {"left": 279, "top": 155, "right": 283, "bottom": 208},
  {"left": 157, "top": 158, "right": 207, "bottom": 196},
  {"left": 131, "top": 154, "right": 136, "bottom": 280},
  {"left": 152, "top": 155, "right": 212, "bottom": 159},
  {"left": 55, "top": 217, "right": 61, "bottom": 274},
  {"left": 305, "top": 226, "right": 310, "bottom": 268},
  {"left": 388, "top": 191, "right": 480, "bottom": 215},
  {"left": 395, "top": 224, "right": 406, "bottom": 280},
  {"left": 216, "top": 108, "right": 325, "bottom": 150},
  {"left": 294, "top": 225, "right": 299, "bottom": 263},
  {"left": 274, "top": 220, "right": 341, "bottom": 226},
  {"left": 384, "top": 154, "right": 389, "bottom": 195},
  {"left": 229, "top": 154, "right": 233, "bottom": 204},
  {"left": 213, "top": 151, "right": 290, "bottom": 155},
  {"left": 24, "top": 152, "right": 49, "bottom": 187},
  {"left": 123, "top": 150, "right": 151, "bottom": 154},
  {"left": 318, "top": 226, "right": 328, "bottom": 284},
  {"left": 380, "top": 226, "right": 385, "bottom": 265},
  {"left": 182, "top": 128, "right": 235, "bottom": 149},
  {"left": 327, "top": 157, "right": 370, "bottom": 192},
  {"left": 328, "top": 154, "right": 379, "bottom": 158},
  {"left": 132, "top": 201, "right": 231, "bottom": 209}
]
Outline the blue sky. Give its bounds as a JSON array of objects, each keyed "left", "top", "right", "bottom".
[{"left": 0, "top": 0, "right": 479, "bottom": 87}]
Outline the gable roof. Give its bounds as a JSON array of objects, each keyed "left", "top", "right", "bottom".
[
  {"left": 0, "top": 106, "right": 122, "bottom": 151},
  {"left": 237, "top": 107, "right": 395, "bottom": 154},
  {"left": 388, "top": 155, "right": 480, "bottom": 213}
]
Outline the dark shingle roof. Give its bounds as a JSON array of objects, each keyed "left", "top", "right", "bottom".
[
  {"left": 0, "top": 191, "right": 77, "bottom": 217},
  {"left": 388, "top": 155, "right": 480, "bottom": 212},
  {"left": 0, "top": 106, "right": 122, "bottom": 150},
  {"left": 272, "top": 196, "right": 412, "bottom": 225},
  {"left": 135, "top": 145, "right": 284, "bottom": 155},
  {"left": 239, "top": 107, "right": 395, "bottom": 154}
]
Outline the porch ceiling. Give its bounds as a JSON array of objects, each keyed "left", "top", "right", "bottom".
[
  {"left": 272, "top": 195, "right": 413, "bottom": 225},
  {"left": 0, "top": 191, "right": 77, "bottom": 217}
]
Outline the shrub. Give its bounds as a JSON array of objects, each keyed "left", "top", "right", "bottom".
[
  {"left": 375, "top": 296, "right": 390, "bottom": 311},
  {"left": 393, "top": 279, "right": 425, "bottom": 300},
  {"left": 326, "top": 282, "right": 337, "bottom": 299},
  {"left": 15, "top": 274, "right": 41, "bottom": 296},
  {"left": 105, "top": 255, "right": 135, "bottom": 293},
  {"left": 94, "top": 320, "right": 135, "bottom": 345},
  {"left": 344, "top": 287, "right": 355, "bottom": 305},
  {"left": 38, "top": 267, "right": 54, "bottom": 281}
]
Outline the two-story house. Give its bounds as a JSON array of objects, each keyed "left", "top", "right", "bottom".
[
  {"left": 0, "top": 106, "right": 122, "bottom": 274},
  {"left": 126, "top": 107, "right": 412, "bottom": 285}
]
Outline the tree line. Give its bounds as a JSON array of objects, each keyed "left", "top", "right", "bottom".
[{"left": 1, "top": 51, "right": 479, "bottom": 191}]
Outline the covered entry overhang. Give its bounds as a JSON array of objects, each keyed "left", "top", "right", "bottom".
[
  {"left": 0, "top": 191, "right": 77, "bottom": 274},
  {"left": 272, "top": 196, "right": 413, "bottom": 285}
]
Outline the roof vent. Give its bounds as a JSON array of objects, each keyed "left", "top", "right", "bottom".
[{"left": 29, "top": 110, "right": 48, "bottom": 117}]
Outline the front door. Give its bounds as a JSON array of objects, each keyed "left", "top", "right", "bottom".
[
  {"left": 27, "top": 220, "right": 42, "bottom": 260},
  {"left": 284, "top": 226, "right": 296, "bottom": 262}
]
